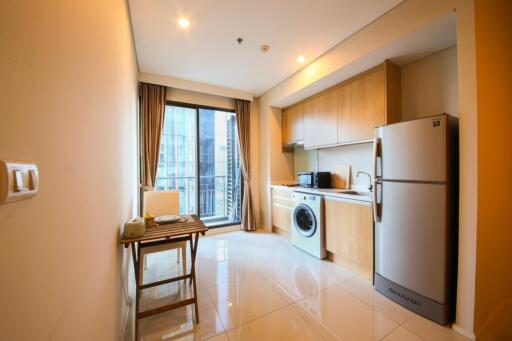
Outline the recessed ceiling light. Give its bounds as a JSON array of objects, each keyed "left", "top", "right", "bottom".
[
  {"left": 297, "top": 55, "right": 306, "bottom": 64},
  {"left": 177, "top": 17, "right": 190, "bottom": 28}
]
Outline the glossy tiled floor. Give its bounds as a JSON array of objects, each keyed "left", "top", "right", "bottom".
[{"left": 131, "top": 230, "right": 469, "bottom": 341}]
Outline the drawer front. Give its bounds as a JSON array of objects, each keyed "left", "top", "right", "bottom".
[
  {"left": 272, "top": 204, "right": 292, "bottom": 232},
  {"left": 272, "top": 196, "right": 293, "bottom": 208},
  {"left": 272, "top": 188, "right": 293, "bottom": 199}
]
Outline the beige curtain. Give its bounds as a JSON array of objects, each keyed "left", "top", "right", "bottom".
[
  {"left": 140, "top": 82, "right": 167, "bottom": 190},
  {"left": 235, "top": 99, "right": 256, "bottom": 231}
]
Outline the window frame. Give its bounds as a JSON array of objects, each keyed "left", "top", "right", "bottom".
[{"left": 159, "top": 100, "right": 242, "bottom": 228}]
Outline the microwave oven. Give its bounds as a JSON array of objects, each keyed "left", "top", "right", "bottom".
[{"left": 297, "top": 171, "right": 331, "bottom": 188}]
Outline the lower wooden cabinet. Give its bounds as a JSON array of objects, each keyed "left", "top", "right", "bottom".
[
  {"left": 271, "top": 188, "right": 293, "bottom": 232},
  {"left": 325, "top": 197, "right": 373, "bottom": 279}
]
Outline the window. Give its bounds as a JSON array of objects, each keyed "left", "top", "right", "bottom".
[{"left": 155, "top": 103, "right": 241, "bottom": 227}]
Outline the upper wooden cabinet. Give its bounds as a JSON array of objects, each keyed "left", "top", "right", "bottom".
[
  {"left": 282, "top": 60, "right": 401, "bottom": 148},
  {"left": 338, "top": 61, "right": 401, "bottom": 143},
  {"left": 304, "top": 89, "right": 338, "bottom": 149},
  {"left": 282, "top": 104, "right": 304, "bottom": 145}
]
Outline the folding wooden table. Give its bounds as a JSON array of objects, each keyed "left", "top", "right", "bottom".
[{"left": 120, "top": 215, "right": 208, "bottom": 339}]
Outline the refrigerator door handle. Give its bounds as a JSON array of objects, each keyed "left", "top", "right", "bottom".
[
  {"left": 373, "top": 180, "right": 382, "bottom": 222},
  {"left": 373, "top": 137, "right": 382, "bottom": 222},
  {"left": 373, "top": 137, "right": 381, "bottom": 179}
]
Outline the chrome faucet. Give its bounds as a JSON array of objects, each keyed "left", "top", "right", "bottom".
[{"left": 357, "top": 171, "right": 373, "bottom": 192}]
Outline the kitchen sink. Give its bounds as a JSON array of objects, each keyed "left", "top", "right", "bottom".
[{"left": 338, "top": 190, "right": 370, "bottom": 196}]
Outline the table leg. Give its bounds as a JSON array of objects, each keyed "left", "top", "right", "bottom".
[
  {"left": 135, "top": 242, "right": 141, "bottom": 340},
  {"left": 189, "top": 233, "right": 200, "bottom": 323},
  {"left": 190, "top": 233, "right": 199, "bottom": 284}
]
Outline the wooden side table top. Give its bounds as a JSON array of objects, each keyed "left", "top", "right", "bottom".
[{"left": 120, "top": 215, "right": 208, "bottom": 246}]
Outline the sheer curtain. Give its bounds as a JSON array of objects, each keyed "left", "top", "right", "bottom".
[{"left": 234, "top": 99, "right": 256, "bottom": 231}]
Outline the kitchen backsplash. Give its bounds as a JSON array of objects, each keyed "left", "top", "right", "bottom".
[{"left": 294, "top": 142, "right": 374, "bottom": 190}]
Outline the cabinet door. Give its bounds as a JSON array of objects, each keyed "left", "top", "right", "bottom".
[
  {"left": 282, "top": 107, "right": 292, "bottom": 144},
  {"left": 272, "top": 188, "right": 293, "bottom": 232},
  {"left": 292, "top": 104, "right": 304, "bottom": 142},
  {"left": 338, "top": 66, "right": 385, "bottom": 143},
  {"left": 282, "top": 105, "right": 304, "bottom": 144},
  {"left": 325, "top": 198, "right": 373, "bottom": 276},
  {"left": 304, "top": 89, "right": 338, "bottom": 148}
]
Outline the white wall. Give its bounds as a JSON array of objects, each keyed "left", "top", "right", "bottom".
[
  {"left": 293, "top": 143, "right": 374, "bottom": 191},
  {"left": 167, "top": 87, "right": 235, "bottom": 110},
  {"left": 402, "top": 45, "right": 459, "bottom": 120},
  {"left": 0, "top": 1, "right": 138, "bottom": 339},
  {"left": 317, "top": 143, "right": 374, "bottom": 190},
  {"left": 257, "top": 0, "right": 477, "bottom": 337},
  {"left": 294, "top": 148, "right": 318, "bottom": 173}
]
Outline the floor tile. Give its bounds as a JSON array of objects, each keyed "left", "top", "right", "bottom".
[
  {"left": 210, "top": 274, "right": 290, "bottom": 330},
  {"left": 339, "top": 277, "right": 413, "bottom": 324},
  {"left": 382, "top": 326, "right": 424, "bottom": 341},
  {"left": 138, "top": 291, "right": 224, "bottom": 341},
  {"left": 289, "top": 303, "right": 339, "bottom": 341},
  {"left": 296, "top": 284, "right": 398, "bottom": 341},
  {"left": 264, "top": 252, "right": 354, "bottom": 303},
  {"left": 206, "top": 332, "right": 229, "bottom": 341},
  {"left": 131, "top": 230, "right": 470, "bottom": 341},
  {"left": 402, "top": 315, "right": 470, "bottom": 341},
  {"left": 226, "top": 305, "right": 325, "bottom": 341}
]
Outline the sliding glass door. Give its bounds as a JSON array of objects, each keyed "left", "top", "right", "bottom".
[
  {"left": 156, "top": 105, "right": 197, "bottom": 214},
  {"left": 198, "top": 108, "right": 242, "bottom": 225},
  {"left": 155, "top": 103, "right": 241, "bottom": 227}
]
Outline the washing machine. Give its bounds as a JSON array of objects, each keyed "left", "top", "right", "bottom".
[{"left": 291, "top": 191, "right": 327, "bottom": 259}]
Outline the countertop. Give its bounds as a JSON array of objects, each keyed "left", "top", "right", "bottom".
[{"left": 270, "top": 184, "right": 372, "bottom": 203}]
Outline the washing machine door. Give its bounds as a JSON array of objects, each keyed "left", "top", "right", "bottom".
[{"left": 293, "top": 204, "right": 317, "bottom": 237}]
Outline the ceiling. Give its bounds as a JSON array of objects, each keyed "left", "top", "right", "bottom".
[{"left": 128, "top": 0, "right": 404, "bottom": 96}]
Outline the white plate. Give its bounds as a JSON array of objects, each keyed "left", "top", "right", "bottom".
[{"left": 155, "top": 215, "right": 180, "bottom": 224}]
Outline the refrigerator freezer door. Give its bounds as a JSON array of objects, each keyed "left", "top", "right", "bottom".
[
  {"left": 376, "top": 115, "right": 447, "bottom": 182},
  {"left": 375, "top": 181, "right": 448, "bottom": 303}
]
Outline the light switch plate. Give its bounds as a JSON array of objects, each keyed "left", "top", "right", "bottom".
[{"left": 0, "top": 160, "right": 39, "bottom": 204}]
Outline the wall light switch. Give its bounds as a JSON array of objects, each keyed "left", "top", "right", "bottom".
[
  {"left": 13, "top": 170, "right": 25, "bottom": 192},
  {"left": 28, "top": 169, "right": 38, "bottom": 190},
  {"left": 0, "top": 160, "right": 39, "bottom": 204}
]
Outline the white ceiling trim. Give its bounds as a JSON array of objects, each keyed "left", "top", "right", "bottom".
[{"left": 138, "top": 72, "right": 254, "bottom": 101}]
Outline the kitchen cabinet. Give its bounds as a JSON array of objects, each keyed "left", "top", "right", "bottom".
[
  {"left": 325, "top": 197, "right": 373, "bottom": 280},
  {"left": 303, "top": 89, "right": 338, "bottom": 148},
  {"left": 281, "top": 60, "right": 401, "bottom": 148},
  {"left": 338, "top": 61, "right": 401, "bottom": 143},
  {"left": 282, "top": 104, "right": 304, "bottom": 145},
  {"left": 271, "top": 187, "right": 293, "bottom": 233}
]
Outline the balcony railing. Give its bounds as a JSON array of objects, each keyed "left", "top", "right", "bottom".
[{"left": 155, "top": 175, "right": 240, "bottom": 224}]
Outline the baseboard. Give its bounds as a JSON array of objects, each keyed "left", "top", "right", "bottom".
[
  {"left": 205, "top": 224, "right": 240, "bottom": 235},
  {"left": 328, "top": 252, "right": 373, "bottom": 282},
  {"left": 452, "top": 323, "right": 475, "bottom": 340},
  {"left": 272, "top": 226, "right": 290, "bottom": 238}
]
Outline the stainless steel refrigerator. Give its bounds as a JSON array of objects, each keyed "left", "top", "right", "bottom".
[{"left": 373, "top": 114, "right": 458, "bottom": 325}]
